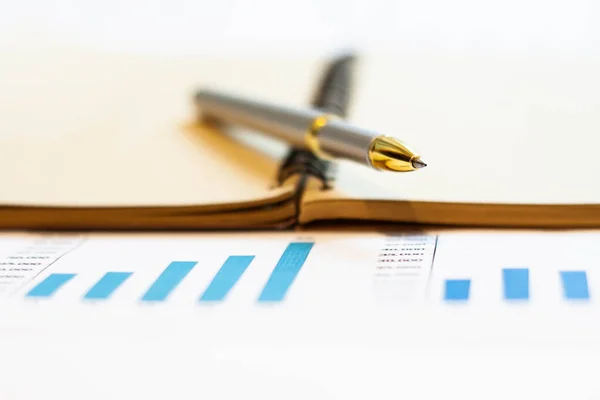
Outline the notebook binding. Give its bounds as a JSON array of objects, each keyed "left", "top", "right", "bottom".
[{"left": 276, "top": 148, "right": 335, "bottom": 189}]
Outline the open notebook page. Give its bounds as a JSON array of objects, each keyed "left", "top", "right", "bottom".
[
  {"left": 0, "top": 47, "right": 323, "bottom": 208},
  {"left": 302, "top": 50, "right": 600, "bottom": 210}
]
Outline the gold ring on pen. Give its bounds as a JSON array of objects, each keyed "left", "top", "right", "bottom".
[{"left": 305, "top": 114, "right": 334, "bottom": 159}]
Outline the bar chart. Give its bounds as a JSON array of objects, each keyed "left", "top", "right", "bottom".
[
  {"left": 431, "top": 232, "right": 600, "bottom": 307},
  {"left": 443, "top": 269, "right": 591, "bottom": 303},
  {"left": 24, "top": 241, "right": 315, "bottom": 304},
  {"left": 6, "top": 231, "right": 600, "bottom": 309}
]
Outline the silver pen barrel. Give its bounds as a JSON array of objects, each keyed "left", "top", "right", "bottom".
[
  {"left": 195, "top": 89, "right": 317, "bottom": 147},
  {"left": 195, "top": 89, "right": 424, "bottom": 172},
  {"left": 195, "top": 89, "right": 374, "bottom": 165}
]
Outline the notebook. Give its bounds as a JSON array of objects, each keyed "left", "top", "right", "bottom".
[{"left": 1, "top": 45, "right": 599, "bottom": 229}]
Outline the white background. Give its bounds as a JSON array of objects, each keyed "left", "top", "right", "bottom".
[{"left": 0, "top": 0, "right": 598, "bottom": 56}]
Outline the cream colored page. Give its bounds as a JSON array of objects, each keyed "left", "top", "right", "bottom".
[
  {"left": 0, "top": 48, "right": 320, "bottom": 207},
  {"left": 306, "top": 50, "right": 600, "bottom": 206}
]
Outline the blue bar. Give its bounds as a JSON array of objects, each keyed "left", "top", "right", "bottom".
[
  {"left": 141, "top": 261, "right": 196, "bottom": 302},
  {"left": 258, "top": 242, "right": 314, "bottom": 302},
  {"left": 560, "top": 271, "right": 590, "bottom": 300},
  {"left": 84, "top": 272, "right": 132, "bottom": 300},
  {"left": 26, "top": 273, "right": 76, "bottom": 298},
  {"left": 444, "top": 279, "right": 470, "bottom": 301},
  {"left": 200, "top": 256, "right": 254, "bottom": 302},
  {"left": 503, "top": 268, "right": 529, "bottom": 300}
]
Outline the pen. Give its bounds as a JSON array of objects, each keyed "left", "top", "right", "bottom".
[{"left": 194, "top": 89, "right": 426, "bottom": 173}]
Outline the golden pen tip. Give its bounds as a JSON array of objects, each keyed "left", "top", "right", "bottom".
[{"left": 411, "top": 158, "right": 427, "bottom": 169}]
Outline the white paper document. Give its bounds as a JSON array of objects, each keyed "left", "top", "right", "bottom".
[
  {"left": 0, "top": 230, "right": 599, "bottom": 400},
  {"left": 2, "top": 230, "right": 599, "bottom": 312}
]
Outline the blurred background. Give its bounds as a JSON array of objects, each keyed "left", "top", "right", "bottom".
[{"left": 1, "top": 0, "right": 598, "bottom": 57}]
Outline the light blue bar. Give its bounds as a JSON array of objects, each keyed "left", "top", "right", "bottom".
[
  {"left": 84, "top": 272, "right": 133, "bottom": 300},
  {"left": 200, "top": 256, "right": 254, "bottom": 302},
  {"left": 141, "top": 261, "right": 196, "bottom": 302},
  {"left": 560, "top": 271, "right": 590, "bottom": 300},
  {"left": 258, "top": 242, "right": 314, "bottom": 302},
  {"left": 444, "top": 279, "right": 470, "bottom": 301},
  {"left": 26, "top": 273, "right": 76, "bottom": 298},
  {"left": 503, "top": 268, "right": 529, "bottom": 300}
]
